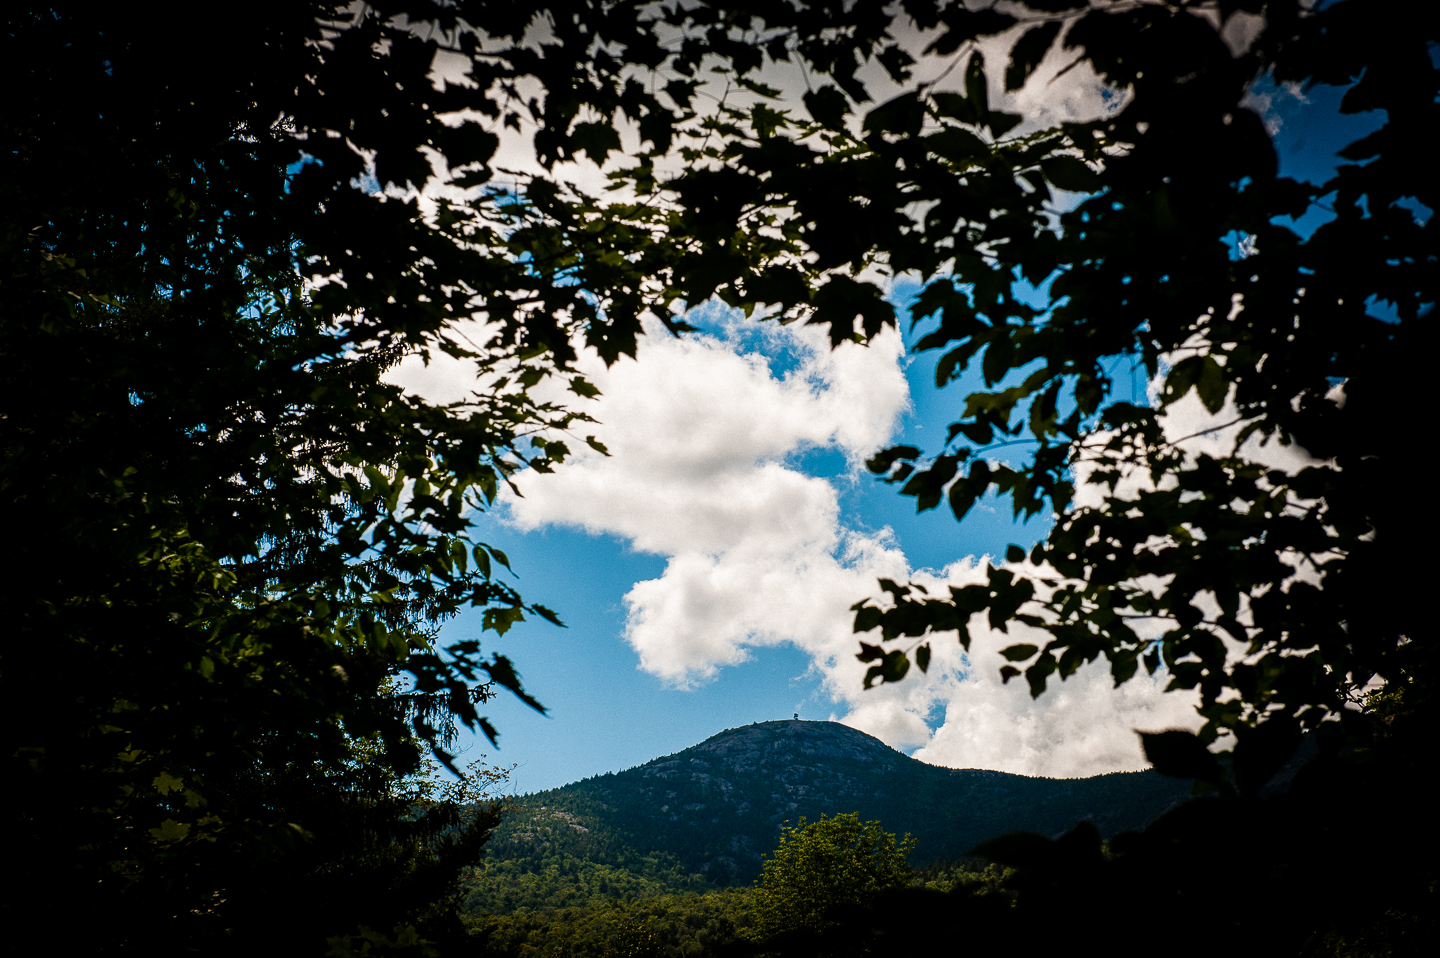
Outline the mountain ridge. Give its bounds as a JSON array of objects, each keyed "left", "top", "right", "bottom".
[{"left": 483, "top": 720, "right": 1190, "bottom": 884}]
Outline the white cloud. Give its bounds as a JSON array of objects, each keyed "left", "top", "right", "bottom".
[
  {"left": 503, "top": 310, "right": 911, "bottom": 685},
  {"left": 911, "top": 654, "right": 1202, "bottom": 778},
  {"left": 831, "top": 556, "right": 1204, "bottom": 779},
  {"left": 425, "top": 306, "right": 1208, "bottom": 779},
  {"left": 386, "top": 325, "right": 1319, "bottom": 782}
]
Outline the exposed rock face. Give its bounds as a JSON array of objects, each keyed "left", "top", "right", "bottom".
[{"left": 489, "top": 721, "right": 1189, "bottom": 883}]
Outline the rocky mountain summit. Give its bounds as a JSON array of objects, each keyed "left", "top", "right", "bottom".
[{"left": 486, "top": 721, "right": 1190, "bottom": 884}]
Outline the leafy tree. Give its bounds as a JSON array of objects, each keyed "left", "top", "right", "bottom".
[
  {"left": 606, "top": 915, "right": 669, "bottom": 958},
  {"left": 1, "top": 1, "right": 665, "bottom": 950},
  {"left": 267, "top": 754, "right": 512, "bottom": 957},
  {"left": 830, "top": 0, "right": 1435, "bottom": 777},
  {"left": 749, "top": 814, "right": 915, "bottom": 949}
]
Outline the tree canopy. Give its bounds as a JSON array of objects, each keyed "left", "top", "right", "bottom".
[
  {"left": 833, "top": 0, "right": 1434, "bottom": 774},
  {"left": 750, "top": 814, "right": 915, "bottom": 948},
  {"left": 4, "top": 1, "right": 640, "bottom": 949}
]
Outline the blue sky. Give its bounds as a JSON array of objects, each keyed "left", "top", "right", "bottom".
[
  {"left": 395, "top": 48, "right": 1394, "bottom": 796},
  {"left": 442, "top": 299, "right": 1054, "bottom": 794},
  {"left": 414, "top": 285, "right": 1193, "bottom": 794}
]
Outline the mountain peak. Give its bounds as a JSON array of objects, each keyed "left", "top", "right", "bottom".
[
  {"left": 676, "top": 720, "right": 902, "bottom": 770},
  {"left": 486, "top": 721, "right": 1189, "bottom": 884}
]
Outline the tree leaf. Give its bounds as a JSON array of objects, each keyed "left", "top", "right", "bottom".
[
  {"left": 803, "top": 86, "right": 849, "bottom": 128},
  {"left": 1139, "top": 730, "right": 1226, "bottom": 785},
  {"left": 864, "top": 93, "right": 925, "bottom": 139},
  {"left": 1005, "top": 22, "right": 1063, "bottom": 91},
  {"left": 1041, "top": 155, "right": 1099, "bottom": 193}
]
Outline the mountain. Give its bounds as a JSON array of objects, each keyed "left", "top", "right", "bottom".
[{"left": 483, "top": 720, "right": 1189, "bottom": 884}]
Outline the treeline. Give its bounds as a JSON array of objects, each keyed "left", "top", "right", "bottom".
[
  {"left": 469, "top": 889, "right": 754, "bottom": 958},
  {"left": 461, "top": 836, "right": 1011, "bottom": 958},
  {"left": 460, "top": 853, "right": 712, "bottom": 915}
]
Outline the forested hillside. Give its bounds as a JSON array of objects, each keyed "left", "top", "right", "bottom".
[
  {"left": 470, "top": 720, "right": 1189, "bottom": 897},
  {"left": 462, "top": 721, "right": 1159, "bottom": 956}
]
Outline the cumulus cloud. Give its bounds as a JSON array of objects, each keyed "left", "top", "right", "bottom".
[
  {"left": 503, "top": 311, "right": 911, "bottom": 685},
  {"left": 833, "top": 556, "right": 1204, "bottom": 779},
  {"left": 385, "top": 318, "right": 1315, "bottom": 781},
  {"left": 421, "top": 306, "right": 1208, "bottom": 779}
]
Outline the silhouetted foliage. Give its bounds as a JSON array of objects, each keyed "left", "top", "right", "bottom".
[{"left": 3, "top": 1, "right": 628, "bottom": 951}]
